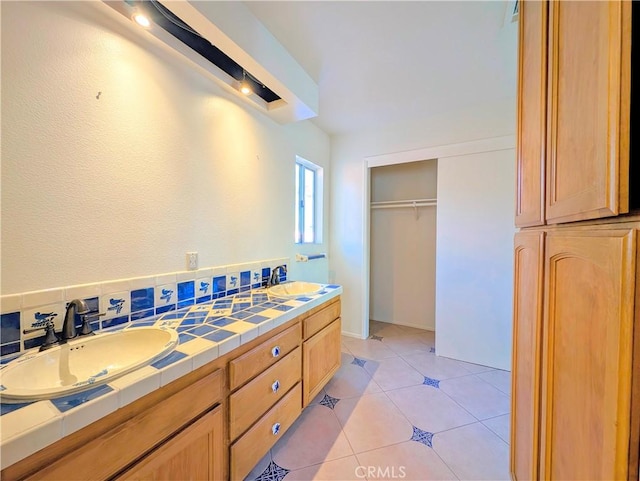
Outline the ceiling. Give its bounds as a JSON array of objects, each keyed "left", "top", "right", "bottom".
[{"left": 244, "top": 1, "right": 518, "bottom": 136}]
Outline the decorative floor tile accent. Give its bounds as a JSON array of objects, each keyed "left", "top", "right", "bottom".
[
  {"left": 369, "top": 335, "right": 383, "bottom": 341},
  {"left": 423, "top": 376, "right": 440, "bottom": 388},
  {"left": 319, "top": 394, "right": 340, "bottom": 409},
  {"left": 253, "top": 460, "right": 290, "bottom": 481},
  {"left": 411, "top": 425, "right": 434, "bottom": 448},
  {"left": 351, "top": 357, "right": 366, "bottom": 367}
]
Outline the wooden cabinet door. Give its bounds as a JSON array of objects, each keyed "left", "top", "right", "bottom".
[
  {"left": 511, "top": 231, "right": 545, "bottom": 480},
  {"left": 303, "top": 317, "right": 341, "bottom": 406},
  {"left": 516, "top": 0, "right": 547, "bottom": 228},
  {"left": 540, "top": 229, "right": 636, "bottom": 480},
  {"left": 116, "top": 406, "right": 225, "bottom": 481},
  {"left": 546, "top": 0, "right": 631, "bottom": 224}
]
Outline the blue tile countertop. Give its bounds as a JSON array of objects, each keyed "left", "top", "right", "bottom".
[{"left": 0, "top": 284, "right": 342, "bottom": 470}]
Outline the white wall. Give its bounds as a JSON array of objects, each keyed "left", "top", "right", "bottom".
[
  {"left": 330, "top": 101, "right": 516, "bottom": 339},
  {"left": 435, "top": 149, "right": 515, "bottom": 370},
  {"left": 0, "top": 1, "right": 330, "bottom": 295}
]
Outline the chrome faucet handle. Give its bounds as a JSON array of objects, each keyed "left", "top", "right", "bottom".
[
  {"left": 79, "top": 312, "right": 106, "bottom": 336},
  {"left": 22, "top": 320, "right": 60, "bottom": 351}
]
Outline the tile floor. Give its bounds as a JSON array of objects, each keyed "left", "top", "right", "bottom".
[{"left": 245, "top": 321, "right": 511, "bottom": 481}]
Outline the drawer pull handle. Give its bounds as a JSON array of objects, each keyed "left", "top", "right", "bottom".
[
  {"left": 272, "top": 422, "right": 281, "bottom": 436},
  {"left": 271, "top": 346, "right": 281, "bottom": 358},
  {"left": 272, "top": 380, "right": 280, "bottom": 393}
]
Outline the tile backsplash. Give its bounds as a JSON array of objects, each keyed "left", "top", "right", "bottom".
[{"left": 0, "top": 257, "right": 288, "bottom": 359}]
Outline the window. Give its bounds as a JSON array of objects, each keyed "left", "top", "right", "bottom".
[{"left": 295, "top": 156, "right": 323, "bottom": 244}]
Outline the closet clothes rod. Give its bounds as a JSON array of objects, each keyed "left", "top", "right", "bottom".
[
  {"left": 370, "top": 199, "right": 437, "bottom": 220},
  {"left": 370, "top": 198, "right": 437, "bottom": 209}
]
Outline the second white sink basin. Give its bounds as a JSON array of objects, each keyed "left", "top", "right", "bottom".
[
  {"left": 268, "top": 281, "right": 324, "bottom": 298},
  {"left": 0, "top": 327, "right": 178, "bottom": 403}
]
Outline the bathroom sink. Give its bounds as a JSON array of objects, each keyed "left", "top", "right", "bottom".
[
  {"left": 0, "top": 327, "right": 178, "bottom": 403},
  {"left": 268, "top": 281, "right": 324, "bottom": 298}
]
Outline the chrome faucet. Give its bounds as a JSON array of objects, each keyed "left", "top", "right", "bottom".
[
  {"left": 62, "top": 299, "right": 90, "bottom": 341},
  {"left": 267, "top": 265, "right": 287, "bottom": 287}
]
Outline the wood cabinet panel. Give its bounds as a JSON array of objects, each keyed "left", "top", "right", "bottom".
[
  {"left": 546, "top": 0, "right": 631, "bottom": 224},
  {"left": 229, "top": 346, "right": 302, "bottom": 441},
  {"left": 115, "top": 406, "right": 224, "bottom": 481},
  {"left": 230, "top": 383, "right": 302, "bottom": 481},
  {"left": 229, "top": 323, "right": 301, "bottom": 390},
  {"left": 540, "top": 229, "right": 636, "bottom": 480},
  {"left": 303, "top": 318, "right": 342, "bottom": 407},
  {"left": 24, "top": 369, "right": 223, "bottom": 481},
  {"left": 511, "top": 231, "right": 545, "bottom": 480},
  {"left": 516, "top": 0, "right": 547, "bottom": 227},
  {"left": 303, "top": 299, "right": 341, "bottom": 340}
]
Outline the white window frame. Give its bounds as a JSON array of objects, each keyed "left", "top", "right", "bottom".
[{"left": 295, "top": 156, "right": 323, "bottom": 244}]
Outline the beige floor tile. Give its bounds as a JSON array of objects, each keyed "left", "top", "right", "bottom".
[
  {"left": 482, "top": 414, "right": 511, "bottom": 444},
  {"left": 369, "top": 320, "right": 407, "bottom": 338},
  {"left": 342, "top": 336, "right": 398, "bottom": 361},
  {"left": 341, "top": 336, "right": 353, "bottom": 354},
  {"left": 333, "top": 392, "right": 413, "bottom": 454},
  {"left": 284, "top": 455, "right": 362, "bottom": 481},
  {"left": 476, "top": 369, "right": 512, "bottom": 395},
  {"left": 455, "top": 359, "right": 496, "bottom": 374},
  {"left": 432, "top": 422, "right": 510, "bottom": 480},
  {"left": 244, "top": 450, "right": 272, "bottom": 481},
  {"left": 386, "top": 384, "right": 476, "bottom": 433},
  {"left": 439, "top": 375, "right": 511, "bottom": 420},
  {"left": 381, "top": 335, "right": 433, "bottom": 357},
  {"left": 309, "top": 387, "right": 327, "bottom": 405},
  {"left": 272, "top": 405, "right": 354, "bottom": 470},
  {"left": 363, "top": 357, "right": 424, "bottom": 391},
  {"left": 401, "top": 352, "right": 474, "bottom": 380},
  {"left": 324, "top": 355, "right": 382, "bottom": 399},
  {"left": 395, "top": 324, "right": 431, "bottom": 336},
  {"left": 356, "top": 441, "right": 457, "bottom": 481}
]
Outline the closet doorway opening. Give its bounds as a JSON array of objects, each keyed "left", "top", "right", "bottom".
[{"left": 368, "top": 159, "right": 437, "bottom": 339}]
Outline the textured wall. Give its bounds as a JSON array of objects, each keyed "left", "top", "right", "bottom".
[{"left": 1, "top": 1, "right": 330, "bottom": 295}]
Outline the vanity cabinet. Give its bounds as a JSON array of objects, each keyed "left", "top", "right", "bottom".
[
  {"left": 301, "top": 298, "right": 341, "bottom": 406},
  {"left": 115, "top": 406, "right": 224, "bottom": 481},
  {"left": 516, "top": 0, "right": 631, "bottom": 227},
  {"left": 2, "top": 295, "right": 342, "bottom": 481},
  {"left": 20, "top": 369, "right": 225, "bottom": 481}
]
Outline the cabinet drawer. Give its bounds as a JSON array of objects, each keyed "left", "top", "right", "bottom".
[
  {"left": 230, "top": 383, "right": 302, "bottom": 481},
  {"left": 229, "top": 347, "right": 302, "bottom": 441},
  {"left": 229, "top": 323, "right": 301, "bottom": 390},
  {"left": 303, "top": 299, "right": 341, "bottom": 340}
]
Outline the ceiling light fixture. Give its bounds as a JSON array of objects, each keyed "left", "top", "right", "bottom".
[
  {"left": 132, "top": 10, "right": 151, "bottom": 28},
  {"left": 240, "top": 70, "right": 252, "bottom": 96}
]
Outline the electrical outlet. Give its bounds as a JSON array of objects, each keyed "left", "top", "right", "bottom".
[{"left": 186, "top": 252, "right": 198, "bottom": 270}]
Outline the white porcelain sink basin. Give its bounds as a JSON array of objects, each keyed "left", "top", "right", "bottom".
[
  {"left": 268, "top": 281, "right": 324, "bottom": 298},
  {"left": 0, "top": 327, "right": 178, "bottom": 403}
]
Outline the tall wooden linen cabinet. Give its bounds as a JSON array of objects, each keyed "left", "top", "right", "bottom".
[{"left": 511, "top": 1, "right": 640, "bottom": 480}]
